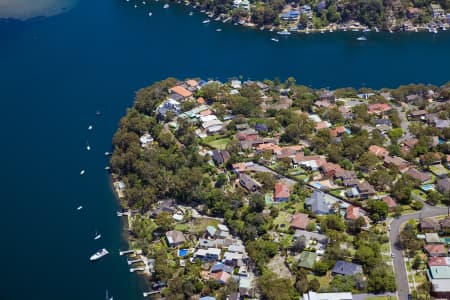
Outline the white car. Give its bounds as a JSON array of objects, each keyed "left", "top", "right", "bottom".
[{"left": 391, "top": 253, "right": 395, "bottom": 258}]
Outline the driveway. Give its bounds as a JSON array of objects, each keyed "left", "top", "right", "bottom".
[{"left": 389, "top": 204, "right": 449, "bottom": 300}]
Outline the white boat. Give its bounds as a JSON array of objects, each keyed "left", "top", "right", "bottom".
[
  {"left": 88, "top": 125, "right": 93, "bottom": 130},
  {"left": 105, "top": 166, "right": 111, "bottom": 171},
  {"left": 260, "top": 26, "right": 264, "bottom": 30},
  {"left": 356, "top": 36, "right": 367, "bottom": 41},
  {"left": 80, "top": 170, "right": 85, "bottom": 175},
  {"left": 148, "top": 12, "right": 152, "bottom": 16},
  {"left": 202, "top": 19, "right": 210, "bottom": 24},
  {"left": 189, "top": 12, "right": 193, "bottom": 16},
  {"left": 271, "top": 38, "right": 279, "bottom": 42},
  {"left": 216, "top": 28, "right": 222, "bottom": 32},
  {"left": 105, "top": 290, "right": 113, "bottom": 300},
  {"left": 94, "top": 231, "right": 102, "bottom": 240},
  {"left": 77, "top": 205, "right": 83, "bottom": 211},
  {"left": 134, "top": 4, "right": 137, "bottom": 8},
  {"left": 320, "top": 30, "right": 324, "bottom": 34},
  {"left": 214, "top": 16, "right": 220, "bottom": 21},
  {"left": 104, "top": 151, "right": 111, "bottom": 156},
  {"left": 433, "top": 28, "right": 438, "bottom": 33},
  {"left": 86, "top": 143, "right": 91, "bottom": 151},
  {"left": 142, "top": 1, "right": 146, "bottom": 4},
  {"left": 90, "top": 248, "right": 109, "bottom": 261},
  {"left": 277, "top": 29, "right": 291, "bottom": 35},
  {"left": 269, "top": 27, "right": 274, "bottom": 32},
  {"left": 96, "top": 110, "right": 101, "bottom": 116},
  {"left": 163, "top": 4, "right": 169, "bottom": 8},
  {"left": 374, "top": 27, "right": 379, "bottom": 32}
]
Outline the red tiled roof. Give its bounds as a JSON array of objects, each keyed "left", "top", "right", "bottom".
[
  {"left": 275, "top": 182, "right": 291, "bottom": 199},
  {"left": 382, "top": 196, "right": 397, "bottom": 208},
  {"left": 424, "top": 244, "right": 446, "bottom": 255},
  {"left": 346, "top": 205, "right": 360, "bottom": 220},
  {"left": 197, "top": 97, "right": 205, "bottom": 104},
  {"left": 369, "top": 145, "right": 389, "bottom": 157},
  {"left": 428, "top": 257, "right": 448, "bottom": 266},
  {"left": 368, "top": 103, "right": 391, "bottom": 114},
  {"left": 170, "top": 85, "right": 193, "bottom": 98},
  {"left": 290, "top": 213, "right": 309, "bottom": 230}
]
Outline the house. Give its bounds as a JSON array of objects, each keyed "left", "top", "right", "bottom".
[
  {"left": 440, "top": 217, "right": 450, "bottom": 233},
  {"left": 384, "top": 155, "right": 410, "bottom": 172},
  {"left": 346, "top": 206, "right": 365, "bottom": 221},
  {"left": 302, "top": 291, "right": 353, "bottom": 300},
  {"left": 355, "top": 181, "right": 375, "bottom": 199},
  {"left": 407, "top": 7, "right": 422, "bottom": 18},
  {"left": 290, "top": 213, "right": 309, "bottom": 230},
  {"left": 436, "top": 178, "right": 450, "bottom": 193},
  {"left": 382, "top": 196, "right": 397, "bottom": 212},
  {"left": 368, "top": 103, "right": 391, "bottom": 114},
  {"left": 139, "top": 133, "right": 153, "bottom": 148},
  {"left": 409, "top": 109, "right": 428, "bottom": 120},
  {"left": 424, "top": 244, "right": 447, "bottom": 257},
  {"left": 319, "top": 90, "right": 336, "bottom": 102},
  {"left": 305, "top": 190, "right": 339, "bottom": 215},
  {"left": 236, "top": 128, "right": 259, "bottom": 141},
  {"left": 331, "top": 260, "right": 363, "bottom": 276},
  {"left": 431, "top": 3, "right": 444, "bottom": 18},
  {"left": 209, "top": 270, "right": 231, "bottom": 284},
  {"left": 274, "top": 181, "right": 291, "bottom": 202},
  {"left": 193, "top": 248, "right": 221, "bottom": 261},
  {"left": 428, "top": 257, "right": 450, "bottom": 267},
  {"left": 239, "top": 173, "right": 261, "bottom": 192},
  {"left": 431, "top": 278, "right": 450, "bottom": 299},
  {"left": 421, "top": 218, "right": 441, "bottom": 232},
  {"left": 293, "top": 153, "right": 326, "bottom": 170},
  {"left": 426, "top": 233, "right": 443, "bottom": 244},
  {"left": 401, "top": 138, "right": 418, "bottom": 155},
  {"left": 293, "top": 229, "right": 328, "bottom": 245},
  {"left": 320, "top": 162, "right": 343, "bottom": 178},
  {"left": 330, "top": 126, "right": 346, "bottom": 137},
  {"left": 369, "top": 145, "right": 389, "bottom": 158},
  {"left": 169, "top": 85, "right": 193, "bottom": 99},
  {"left": 206, "top": 226, "right": 217, "bottom": 237},
  {"left": 230, "top": 80, "right": 242, "bottom": 89},
  {"left": 405, "top": 168, "right": 432, "bottom": 184},
  {"left": 239, "top": 277, "right": 252, "bottom": 296},
  {"left": 166, "top": 230, "right": 186, "bottom": 247},
  {"left": 420, "top": 152, "right": 441, "bottom": 165},
  {"left": 223, "top": 251, "right": 245, "bottom": 267},
  {"left": 212, "top": 150, "right": 231, "bottom": 166},
  {"left": 298, "top": 251, "right": 318, "bottom": 269},
  {"left": 405, "top": 94, "right": 421, "bottom": 103}
]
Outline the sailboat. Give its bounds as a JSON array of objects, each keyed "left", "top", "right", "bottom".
[{"left": 94, "top": 231, "right": 102, "bottom": 240}]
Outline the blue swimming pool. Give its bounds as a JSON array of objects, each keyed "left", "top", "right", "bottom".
[
  {"left": 178, "top": 249, "right": 188, "bottom": 257},
  {"left": 421, "top": 184, "right": 435, "bottom": 191}
]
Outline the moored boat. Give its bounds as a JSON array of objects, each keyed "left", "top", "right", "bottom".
[
  {"left": 277, "top": 29, "right": 291, "bottom": 35},
  {"left": 90, "top": 248, "right": 109, "bottom": 261}
]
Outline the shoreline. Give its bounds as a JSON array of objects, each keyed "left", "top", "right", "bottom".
[{"left": 165, "top": 0, "right": 450, "bottom": 35}]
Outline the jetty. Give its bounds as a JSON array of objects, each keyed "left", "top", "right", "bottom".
[
  {"left": 119, "top": 249, "right": 135, "bottom": 256},
  {"left": 143, "top": 291, "right": 160, "bottom": 297},
  {"left": 130, "top": 267, "right": 146, "bottom": 272},
  {"left": 117, "top": 211, "right": 131, "bottom": 217},
  {"left": 127, "top": 258, "right": 144, "bottom": 265}
]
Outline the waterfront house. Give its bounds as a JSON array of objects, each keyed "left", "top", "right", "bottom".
[
  {"left": 166, "top": 230, "right": 186, "bottom": 247},
  {"left": 290, "top": 213, "right": 309, "bottom": 230},
  {"left": 319, "top": 90, "right": 336, "bottom": 102},
  {"left": 169, "top": 85, "right": 193, "bottom": 99},
  {"left": 424, "top": 244, "right": 447, "bottom": 257},
  {"left": 139, "top": 133, "right": 154, "bottom": 148},
  {"left": 368, "top": 103, "right": 391, "bottom": 115},
  {"left": 421, "top": 218, "right": 441, "bottom": 232},
  {"left": 431, "top": 3, "right": 445, "bottom": 18},
  {"left": 331, "top": 260, "right": 363, "bottom": 276},
  {"left": 274, "top": 181, "right": 291, "bottom": 202}
]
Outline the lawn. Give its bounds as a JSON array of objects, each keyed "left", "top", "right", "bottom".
[
  {"left": 307, "top": 273, "right": 331, "bottom": 290},
  {"left": 274, "top": 211, "right": 291, "bottom": 232},
  {"left": 191, "top": 218, "right": 220, "bottom": 234},
  {"left": 206, "top": 137, "right": 231, "bottom": 150}
]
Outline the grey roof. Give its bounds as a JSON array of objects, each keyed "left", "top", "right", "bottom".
[
  {"left": 437, "top": 178, "right": 450, "bottom": 193},
  {"left": 305, "top": 190, "right": 338, "bottom": 215},
  {"left": 293, "top": 229, "right": 328, "bottom": 245},
  {"left": 210, "top": 263, "right": 234, "bottom": 274},
  {"left": 332, "top": 260, "right": 363, "bottom": 276}
]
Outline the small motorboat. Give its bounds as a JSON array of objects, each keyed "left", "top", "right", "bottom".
[
  {"left": 356, "top": 36, "right": 367, "bottom": 41},
  {"left": 105, "top": 166, "right": 111, "bottom": 171},
  {"left": 277, "top": 29, "right": 291, "bottom": 35},
  {"left": 104, "top": 151, "right": 111, "bottom": 156},
  {"left": 163, "top": 3, "right": 169, "bottom": 8},
  {"left": 189, "top": 11, "right": 193, "bottom": 16},
  {"left": 216, "top": 28, "right": 222, "bottom": 32},
  {"left": 96, "top": 110, "right": 101, "bottom": 116},
  {"left": 202, "top": 19, "right": 210, "bottom": 24},
  {"left": 88, "top": 125, "right": 93, "bottom": 130},
  {"left": 214, "top": 16, "right": 220, "bottom": 21},
  {"left": 77, "top": 205, "right": 83, "bottom": 211},
  {"left": 80, "top": 170, "right": 85, "bottom": 175},
  {"left": 260, "top": 26, "right": 264, "bottom": 30},
  {"left": 142, "top": 1, "right": 146, "bottom": 4},
  {"left": 86, "top": 143, "right": 91, "bottom": 151},
  {"left": 90, "top": 248, "right": 109, "bottom": 261},
  {"left": 94, "top": 231, "right": 102, "bottom": 240},
  {"left": 271, "top": 38, "right": 279, "bottom": 42},
  {"left": 134, "top": 4, "right": 137, "bottom": 8},
  {"left": 148, "top": 12, "right": 152, "bottom": 16}
]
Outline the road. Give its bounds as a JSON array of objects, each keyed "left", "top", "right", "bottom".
[
  {"left": 389, "top": 204, "right": 449, "bottom": 300},
  {"left": 393, "top": 104, "right": 412, "bottom": 143}
]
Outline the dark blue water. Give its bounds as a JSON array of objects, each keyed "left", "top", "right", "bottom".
[{"left": 0, "top": 0, "right": 449, "bottom": 299}]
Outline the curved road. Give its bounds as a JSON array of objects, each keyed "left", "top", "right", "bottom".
[{"left": 389, "top": 204, "right": 449, "bottom": 300}]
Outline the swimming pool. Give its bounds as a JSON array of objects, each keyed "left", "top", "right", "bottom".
[
  {"left": 421, "top": 184, "right": 435, "bottom": 191},
  {"left": 178, "top": 249, "right": 188, "bottom": 257}
]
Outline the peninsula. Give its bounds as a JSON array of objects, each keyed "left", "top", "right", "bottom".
[{"left": 112, "top": 77, "right": 450, "bottom": 300}]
